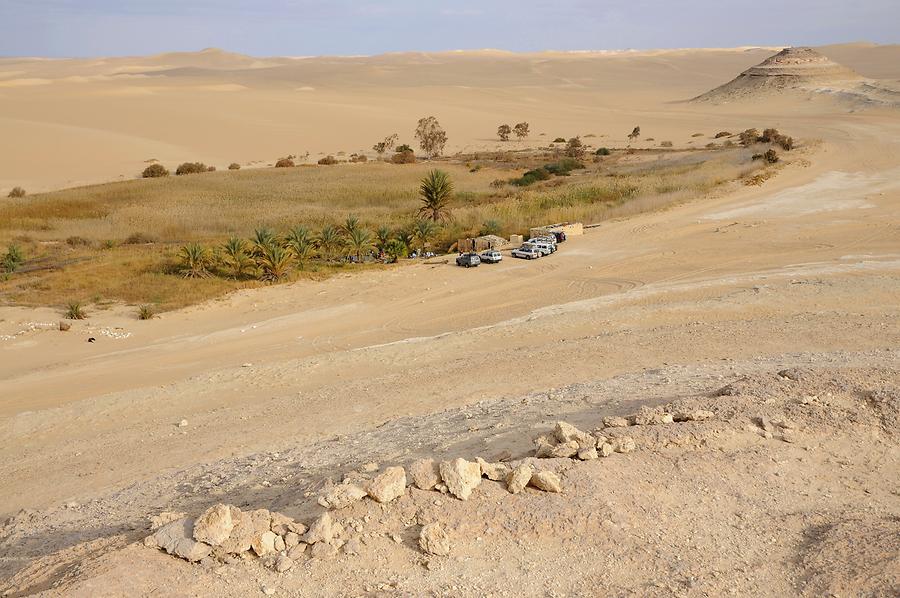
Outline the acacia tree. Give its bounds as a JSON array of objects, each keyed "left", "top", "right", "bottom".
[
  {"left": 628, "top": 126, "right": 641, "bottom": 142},
  {"left": 415, "top": 116, "right": 447, "bottom": 158},
  {"left": 418, "top": 169, "right": 454, "bottom": 223},
  {"left": 373, "top": 133, "right": 399, "bottom": 156},
  {"left": 497, "top": 124, "right": 511, "bottom": 141},
  {"left": 514, "top": 122, "right": 530, "bottom": 141}
]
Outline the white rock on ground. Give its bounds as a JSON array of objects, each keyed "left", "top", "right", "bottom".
[
  {"left": 274, "top": 554, "right": 294, "bottom": 573},
  {"left": 320, "top": 483, "right": 367, "bottom": 510},
  {"left": 506, "top": 463, "right": 533, "bottom": 494},
  {"left": 287, "top": 543, "right": 307, "bottom": 560},
  {"left": 252, "top": 530, "right": 278, "bottom": 557},
  {"left": 149, "top": 518, "right": 212, "bottom": 562},
  {"left": 611, "top": 436, "right": 636, "bottom": 453},
  {"left": 602, "top": 416, "right": 631, "bottom": 428},
  {"left": 149, "top": 511, "right": 186, "bottom": 531},
  {"left": 476, "top": 457, "right": 510, "bottom": 481},
  {"left": 409, "top": 458, "right": 441, "bottom": 490},
  {"left": 577, "top": 445, "right": 598, "bottom": 460},
  {"left": 529, "top": 471, "right": 563, "bottom": 493},
  {"left": 192, "top": 504, "right": 236, "bottom": 546},
  {"left": 439, "top": 458, "right": 482, "bottom": 500},
  {"left": 366, "top": 466, "right": 407, "bottom": 503},
  {"left": 598, "top": 442, "right": 614, "bottom": 458},
  {"left": 418, "top": 523, "right": 451, "bottom": 556},
  {"left": 219, "top": 510, "right": 255, "bottom": 554},
  {"left": 554, "top": 421, "right": 593, "bottom": 445},
  {"left": 305, "top": 513, "right": 336, "bottom": 544}
]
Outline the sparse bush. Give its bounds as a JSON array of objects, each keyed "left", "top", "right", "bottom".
[
  {"left": 141, "top": 164, "right": 169, "bottom": 178},
  {"left": 2, "top": 244, "right": 25, "bottom": 273},
  {"left": 738, "top": 129, "right": 760, "bottom": 147},
  {"left": 349, "top": 154, "right": 368, "bottom": 163},
  {"left": 66, "top": 236, "right": 92, "bottom": 247},
  {"left": 207, "top": 165, "right": 216, "bottom": 172},
  {"left": 391, "top": 149, "right": 416, "bottom": 164},
  {"left": 752, "top": 149, "right": 779, "bottom": 164},
  {"left": 544, "top": 158, "right": 584, "bottom": 176},
  {"left": 480, "top": 219, "right": 502, "bottom": 236},
  {"left": 691, "top": 133, "right": 704, "bottom": 137},
  {"left": 660, "top": 141, "right": 673, "bottom": 148},
  {"left": 553, "top": 137, "right": 566, "bottom": 143},
  {"left": 8, "top": 186, "right": 26, "bottom": 198},
  {"left": 777, "top": 136, "right": 794, "bottom": 151},
  {"left": 65, "top": 301, "right": 86, "bottom": 320},
  {"left": 228, "top": 163, "right": 241, "bottom": 170},
  {"left": 595, "top": 147, "right": 611, "bottom": 156},
  {"left": 706, "top": 142, "right": 717, "bottom": 149},
  {"left": 138, "top": 304, "right": 156, "bottom": 320},
  {"left": 101, "top": 240, "right": 117, "bottom": 250},
  {"left": 318, "top": 155, "right": 338, "bottom": 165},
  {"left": 373, "top": 133, "right": 399, "bottom": 156},
  {"left": 714, "top": 131, "right": 732, "bottom": 138},
  {"left": 564, "top": 137, "right": 585, "bottom": 158},
  {"left": 124, "top": 232, "right": 155, "bottom": 245},
  {"left": 175, "top": 162, "right": 208, "bottom": 175},
  {"left": 275, "top": 157, "right": 295, "bottom": 168},
  {"left": 490, "top": 179, "right": 506, "bottom": 188}
]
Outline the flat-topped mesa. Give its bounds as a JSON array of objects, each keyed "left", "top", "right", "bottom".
[{"left": 692, "top": 47, "right": 862, "bottom": 103}]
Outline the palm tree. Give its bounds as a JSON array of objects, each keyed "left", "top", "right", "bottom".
[
  {"left": 412, "top": 219, "right": 437, "bottom": 255},
  {"left": 396, "top": 225, "right": 415, "bottom": 255},
  {"left": 347, "top": 227, "right": 374, "bottom": 262},
  {"left": 418, "top": 169, "right": 453, "bottom": 223},
  {"left": 342, "top": 215, "right": 361, "bottom": 236},
  {"left": 251, "top": 227, "right": 277, "bottom": 256},
  {"left": 256, "top": 243, "right": 294, "bottom": 281},
  {"left": 317, "top": 225, "right": 343, "bottom": 261},
  {"left": 178, "top": 243, "right": 211, "bottom": 278},
  {"left": 383, "top": 238, "right": 407, "bottom": 263},
  {"left": 285, "top": 225, "right": 316, "bottom": 268},
  {"left": 375, "top": 225, "right": 393, "bottom": 253},
  {"left": 220, "top": 237, "right": 252, "bottom": 278}
]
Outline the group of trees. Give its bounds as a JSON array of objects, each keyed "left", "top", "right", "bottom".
[
  {"left": 497, "top": 122, "right": 530, "bottom": 142},
  {"left": 176, "top": 168, "right": 456, "bottom": 281},
  {"left": 738, "top": 128, "right": 793, "bottom": 151}
]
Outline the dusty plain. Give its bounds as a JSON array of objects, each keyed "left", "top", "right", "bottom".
[{"left": 1, "top": 43, "right": 899, "bottom": 596}]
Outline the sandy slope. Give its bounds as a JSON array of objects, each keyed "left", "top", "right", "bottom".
[{"left": 0, "top": 45, "right": 899, "bottom": 595}]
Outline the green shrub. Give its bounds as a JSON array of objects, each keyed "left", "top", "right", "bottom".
[
  {"left": 391, "top": 149, "right": 416, "bottom": 164},
  {"left": 480, "top": 219, "right": 502, "bottom": 236},
  {"left": 141, "top": 163, "right": 169, "bottom": 178},
  {"left": 175, "top": 162, "right": 208, "bottom": 175},
  {"left": 544, "top": 158, "right": 584, "bottom": 176},
  {"left": 2, "top": 244, "right": 25, "bottom": 273},
  {"left": 595, "top": 147, "right": 611, "bottom": 156},
  {"left": 65, "top": 301, "right": 87, "bottom": 320},
  {"left": 510, "top": 167, "right": 551, "bottom": 187},
  {"left": 138, "top": 304, "right": 156, "bottom": 320}
]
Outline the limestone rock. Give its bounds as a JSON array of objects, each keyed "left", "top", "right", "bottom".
[
  {"left": 602, "top": 416, "right": 631, "bottom": 428},
  {"left": 476, "top": 458, "right": 510, "bottom": 481},
  {"left": 506, "top": 463, "right": 533, "bottom": 494},
  {"left": 674, "top": 409, "right": 715, "bottom": 422},
  {"left": 598, "top": 442, "right": 614, "bottom": 458},
  {"left": 438, "top": 458, "right": 482, "bottom": 501},
  {"left": 274, "top": 554, "right": 294, "bottom": 573},
  {"left": 554, "top": 421, "right": 593, "bottom": 445},
  {"left": 270, "top": 512, "right": 296, "bottom": 536},
  {"left": 633, "top": 408, "right": 674, "bottom": 426},
  {"left": 418, "top": 523, "right": 451, "bottom": 556},
  {"left": 284, "top": 532, "right": 300, "bottom": 549},
  {"left": 151, "top": 518, "right": 212, "bottom": 562},
  {"left": 193, "top": 504, "right": 236, "bottom": 546},
  {"left": 611, "top": 436, "right": 636, "bottom": 454},
  {"left": 530, "top": 471, "right": 563, "bottom": 493},
  {"left": 219, "top": 510, "right": 254, "bottom": 554},
  {"left": 577, "top": 446, "right": 598, "bottom": 460},
  {"left": 287, "top": 543, "right": 308, "bottom": 560},
  {"left": 149, "top": 511, "right": 187, "bottom": 531},
  {"left": 310, "top": 541, "right": 340, "bottom": 559},
  {"left": 305, "top": 512, "right": 336, "bottom": 545},
  {"left": 409, "top": 458, "right": 442, "bottom": 490},
  {"left": 274, "top": 535, "right": 286, "bottom": 552},
  {"left": 320, "top": 483, "right": 367, "bottom": 510},
  {"left": 252, "top": 531, "right": 278, "bottom": 557},
  {"left": 58, "top": 321, "right": 71, "bottom": 332},
  {"left": 366, "top": 466, "right": 407, "bottom": 503},
  {"left": 343, "top": 537, "right": 362, "bottom": 555}
]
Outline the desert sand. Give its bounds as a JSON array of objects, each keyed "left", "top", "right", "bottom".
[{"left": 1, "top": 44, "right": 899, "bottom": 596}]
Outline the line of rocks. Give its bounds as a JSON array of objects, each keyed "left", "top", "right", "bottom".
[{"left": 145, "top": 406, "right": 713, "bottom": 569}]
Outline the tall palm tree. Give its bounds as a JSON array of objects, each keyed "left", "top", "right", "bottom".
[
  {"left": 317, "top": 225, "right": 343, "bottom": 261},
  {"left": 412, "top": 219, "right": 437, "bottom": 255},
  {"left": 221, "top": 237, "right": 252, "bottom": 279},
  {"left": 285, "top": 225, "right": 316, "bottom": 268},
  {"left": 418, "top": 169, "right": 453, "bottom": 223},
  {"left": 347, "top": 227, "right": 374, "bottom": 262}
]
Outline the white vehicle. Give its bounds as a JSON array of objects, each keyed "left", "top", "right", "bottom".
[
  {"left": 511, "top": 246, "right": 540, "bottom": 260},
  {"left": 480, "top": 250, "right": 502, "bottom": 264},
  {"left": 530, "top": 236, "right": 557, "bottom": 251},
  {"left": 526, "top": 241, "right": 553, "bottom": 256}
]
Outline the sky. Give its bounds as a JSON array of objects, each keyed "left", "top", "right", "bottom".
[{"left": 1, "top": 0, "right": 897, "bottom": 57}]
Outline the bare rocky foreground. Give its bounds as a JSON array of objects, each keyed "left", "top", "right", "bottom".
[{"left": 1, "top": 352, "right": 897, "bottom": 597}]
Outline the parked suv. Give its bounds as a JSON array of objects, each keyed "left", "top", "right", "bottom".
[
  {"left": 480, "top": 249, "right": 502, "bottom": 263},
  {"left": 511, "top": 246, "right": 540, "bottom": 260},
  {"left": 455, "top": 252, "right": 481, "bottom": 267},
  {"left": 526, "top": 241, "right": 553, "bottom": 256}
]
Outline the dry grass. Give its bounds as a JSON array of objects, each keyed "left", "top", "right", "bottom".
[{"left": 0, "top": 148, "right": 766, "bottom": 310}]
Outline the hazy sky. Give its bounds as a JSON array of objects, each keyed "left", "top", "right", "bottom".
[{"left": 1, "top": 0, "right": 897, "bottom": 57}]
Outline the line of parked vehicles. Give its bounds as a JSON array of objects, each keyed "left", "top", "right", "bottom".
[{"left": 455, "top": 230, "right": 567, "bottom": 267}]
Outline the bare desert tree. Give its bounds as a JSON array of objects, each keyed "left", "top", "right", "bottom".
[
  {"left": 415, "top": 116, "right": 448, "bottom": 158},
  {"left": 628, "top": 126, "right": 641, "bottom": 142},
  {"left": 373, "top": 133, "right": 399, "bottom": 156}
]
